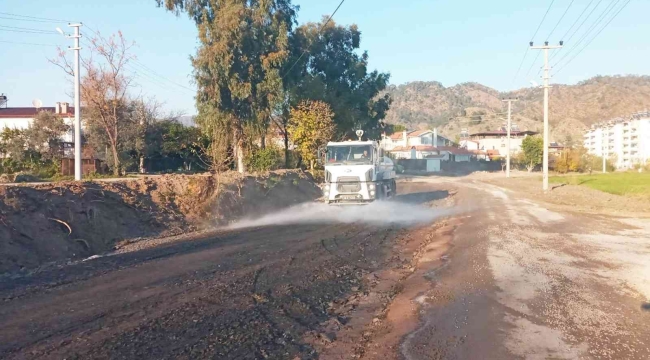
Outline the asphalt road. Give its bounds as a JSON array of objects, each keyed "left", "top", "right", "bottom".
[{"left": 1, "top": 178, "right": 649, "bottom": 359}]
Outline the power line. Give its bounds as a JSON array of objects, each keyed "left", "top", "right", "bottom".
[
  {"left": 552, "top": 0, "right": 620, "bottom": 68},
  {"left": 550, "top": 0, "right": 604, "bottom": 62},
  {"left": 77, "top": 37, "right": 195, "bottom": 96},
  {"left": 559, "top": 0, "right": 596, "bottom": 41},
  {"left": 0, "top": 12, "right": 73, "bottom": 22},
  {"left": 83, "top": 24, "right": 195, "bottom": 93},
  {"left": 532, "top": 0, "right": 557, "bottom": 40},
  {"left": 0, "top": 39, "right": 57, "bottom": 46},
  {"left": 554, "top": 0, "right": 631, "bottom": 76},
  {"left": 0, "top": 15, "right": 66, "bottom": 24},
  {"left": 0, "top": 25, "right": 58, "bottom": 34},
  {"left": 130, "top": 60, "right": 195, "bottom": 92},
  {"left": 0, "top": 28, "right": 59, "bottom": 35},
  {"left": 524, "top": 52, "right": 542, "bottom": 79},
  {"left": 548, "top": 0, "right": 597, "bottom": 64},
  {"left": 546, "top": 0, "right": 575, "bottom": 40},
  {"left": 512, "top": 0, "right": 557, "bottom": 84},
  {"left": 281, "top": 0, "right": 346, "bottom": 79}
]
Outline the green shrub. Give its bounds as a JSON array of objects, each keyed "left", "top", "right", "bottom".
[{"left": 245, "top": 146, "right": 283, "bottom": 172}]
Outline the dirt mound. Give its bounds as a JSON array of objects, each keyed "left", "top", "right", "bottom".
[{"left": 0, "top": 171, "right": 321, "bottom": 274}]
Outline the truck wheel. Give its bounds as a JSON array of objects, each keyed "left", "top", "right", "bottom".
[{"left": 391, "top": 180, "right": 397, "bottom": 197}]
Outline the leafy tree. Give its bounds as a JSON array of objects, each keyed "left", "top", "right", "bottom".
[
  {"left": 52, "top": 31, "right": 136, "bottom": 175},
  {"left": 245, "top": 146, "right": 283, "bottom": 172},
  {"left": 157, "top": 0, "right": 296, "bottom": 173},
  {"left": 144, "top": 120, "right": 207, "bottom": 172},
  {"left": 284, "top": 18, "right": 391, "bottom": 140},
  {"left": 288, "top": 100, "right": 335, "bottom": 170},
  {"left": 521, "top": 136, "right": 543, "bottom": 172},
  {"left": 24, "top": 111, "right": 71, "bottom": 161}
]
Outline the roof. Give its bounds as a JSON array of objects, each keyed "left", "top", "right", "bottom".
[
  {"left": 469, "top": 130, "right": 538, "bottom": 137},
  {"left": 407, "top": 129, "right": 432, "bottom": 138},
  {"left": 328, "top": 140, "right": 375, "bottom": 146},
  {"left": 486, "top": 150, "right": 500, "bottom": 156},
  {"left": 435, "top": 146, "right": 473, "bottom": 155},
  {"left": 0, "top": 107, "right": 75, "bottom": 118},
  {"left": 389, "top": 145, "right": 438, "bottom": 152},
  {"left": 387, "top": 129, "right": 435, "bottom": 140}
]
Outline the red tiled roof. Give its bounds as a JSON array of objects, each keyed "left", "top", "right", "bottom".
[
  {"left": 389, "top": 145, "right": 438, "bottom": 152},
  {"left": 0, "top": 107, "right": 75, "bottom": 118},
  {"left": 407, "top": 129, "right": 432, "bottom": 138},
  {"left": 389, "top": 132, "right": 404, "bottom": 140},
  {"left": 470, "top": 150, "right": 487, "bottom": 155},
  {"left": 469, "top": 130, "right": 538, "bottom": 137},
  {"left": 435, "top": 146, "right": 472, "bottom": 155},
  {"left": 486, "top": 150, "right": 500, "bottom": 156}
]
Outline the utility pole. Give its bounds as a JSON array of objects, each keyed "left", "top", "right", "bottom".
[
  {"left": 530, "top": 41, "right": 562, "bottom": 191},
  {"left": 602, "top": 140, "right": 607, "bottom": 173},
  {"left": 69, "top": 23, "right": 83, "bottom": 181},
  {"left": 502, "top": 98, "right": 518, "bottom": 178}
]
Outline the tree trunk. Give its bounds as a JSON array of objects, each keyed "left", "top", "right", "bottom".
[
  {"left": 139, "top": 155, "right": 145, "bottom": 174},
  {"left": 233, "top": 125, "right": 246, "bottom": 173},
  {"left": 310, "top": 159, "right": 314, "bottom": 171},
  {"left": 111, "top": 143, "right": 120, "bottom": 176},
  {"left": 284, "top": 130, "right": 290, "bottom": 168},
  {"left": 260, "top": 134, "right": 266, "bottom": 149}
]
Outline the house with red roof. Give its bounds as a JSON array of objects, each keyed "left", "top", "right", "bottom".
[
  {"left": 382, "top": 129, "right": 456, "bottom": 152},
  {"left": 0, "top": 101, "right": 76, "bottom": 144}
]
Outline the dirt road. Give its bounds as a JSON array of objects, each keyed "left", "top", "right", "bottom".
[{"left": 1, "top": 178, "right": 649, "bottom": 359}]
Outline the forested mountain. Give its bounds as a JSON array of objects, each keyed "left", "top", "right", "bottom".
[{"left": 383, "top": 75, "right": 650, "bottom": 143}]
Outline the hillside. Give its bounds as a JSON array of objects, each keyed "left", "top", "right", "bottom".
[{"left": 383, "top": 75, "right": 650, "bottom": 143}]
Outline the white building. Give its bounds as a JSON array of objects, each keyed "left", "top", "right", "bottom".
[
  {"left": 466, "top": 129, "right": 539, "bottom": 157},
  {"left": 0, "top": 101, "right": 76, "bottom": 143},
  {"left": 583, "top": 112, "right": 650, "bottom": 169},
  {"left": 382, "top": 129, "right": 455, "bottom": 151}
]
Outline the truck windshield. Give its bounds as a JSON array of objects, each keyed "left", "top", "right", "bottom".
[{"left": 326, "top": 145, "right": 373, "bottom": 164}]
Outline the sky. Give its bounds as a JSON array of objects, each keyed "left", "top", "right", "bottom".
[{"left": 1, "top": 0, "right": 648, "bottom": 116}]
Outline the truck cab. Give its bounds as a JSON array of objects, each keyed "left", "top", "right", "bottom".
[{"left": 322, "top": 140, "right": 396, "bottom": 204}]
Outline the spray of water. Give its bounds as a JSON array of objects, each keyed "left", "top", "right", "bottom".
[{"left": 227, "top": 201, "right": 456, "bottom": 230}]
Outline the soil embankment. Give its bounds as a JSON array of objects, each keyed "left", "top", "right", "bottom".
[{"left": 0, "top": 171, "right": 320, "bottom": 274}]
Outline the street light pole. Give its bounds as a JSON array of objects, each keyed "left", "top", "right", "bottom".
[
  {"left": 530, "top": 41, "right": 562, "bottom": 191},
  {"left": 502, "top": 98, "right": 518, "bottom": 178},
  {"left": 69, "top": 23, "right": 83, "bottom": 181}
]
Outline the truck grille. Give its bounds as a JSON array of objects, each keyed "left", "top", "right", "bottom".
[{"left": 337, "top": 176, "right": 361, "bottom": 193}]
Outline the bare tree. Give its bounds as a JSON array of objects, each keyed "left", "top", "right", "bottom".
[{"left": 51, "top": 31, "right": 135, "bottom": 175}]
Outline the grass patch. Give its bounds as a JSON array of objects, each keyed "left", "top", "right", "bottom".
[{"left": 549, "top": 172, "right": 650, "bottom": 197}]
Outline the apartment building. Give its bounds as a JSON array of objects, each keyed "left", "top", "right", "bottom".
[{"left": 583, "top": 111, "right": 650, "bottom": 169}]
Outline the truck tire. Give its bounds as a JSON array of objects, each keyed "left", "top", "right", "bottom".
[{"left": 391, "top": 180, "right": 397, "bottom": 197}]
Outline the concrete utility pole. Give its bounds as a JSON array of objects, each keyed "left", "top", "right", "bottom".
[
  {"left": 530, "top": 41, "right": 562, "bottom": 191},
  {"left": 502, "top": 98, "right": 518, "bottom": 178},
  {"left": 69, "top": 23, "right": 83, "bottom": 181}
]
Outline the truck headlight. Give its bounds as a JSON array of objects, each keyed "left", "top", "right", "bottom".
[
  {"left": 324, "top": 184, "right": 330, "bottom": 190},
  {"left": 368, "top": 183, "right": 375, "bottom": 190},
  {"left": 370, "top": 190, "right": 375, "bottom": 197}
]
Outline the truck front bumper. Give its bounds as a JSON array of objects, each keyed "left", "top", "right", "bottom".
[{"left": 322, "top": 181, "right": 377, "bottom": 204}]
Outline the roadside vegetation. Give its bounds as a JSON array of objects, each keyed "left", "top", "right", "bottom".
[{"left": 550, "top": 172, "right": 650, "bottom": 198}]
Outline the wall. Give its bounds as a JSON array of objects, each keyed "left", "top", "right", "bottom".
[
  {"left": 1, "top": 116, "right": 75, "bottom": 143},
  {"left": 455, "top": 154, "right": 471, "bottom": 162},
  {"left": 475, "top": 137, "right": 525, "bottom": 157}
]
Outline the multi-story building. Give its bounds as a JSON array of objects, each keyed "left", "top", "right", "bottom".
[
  {"left": 583, "top": 112, "right": 650, "bottom": 169},
  {"left": 466, "top": 129, "right": 539, "bottom": 157}
]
